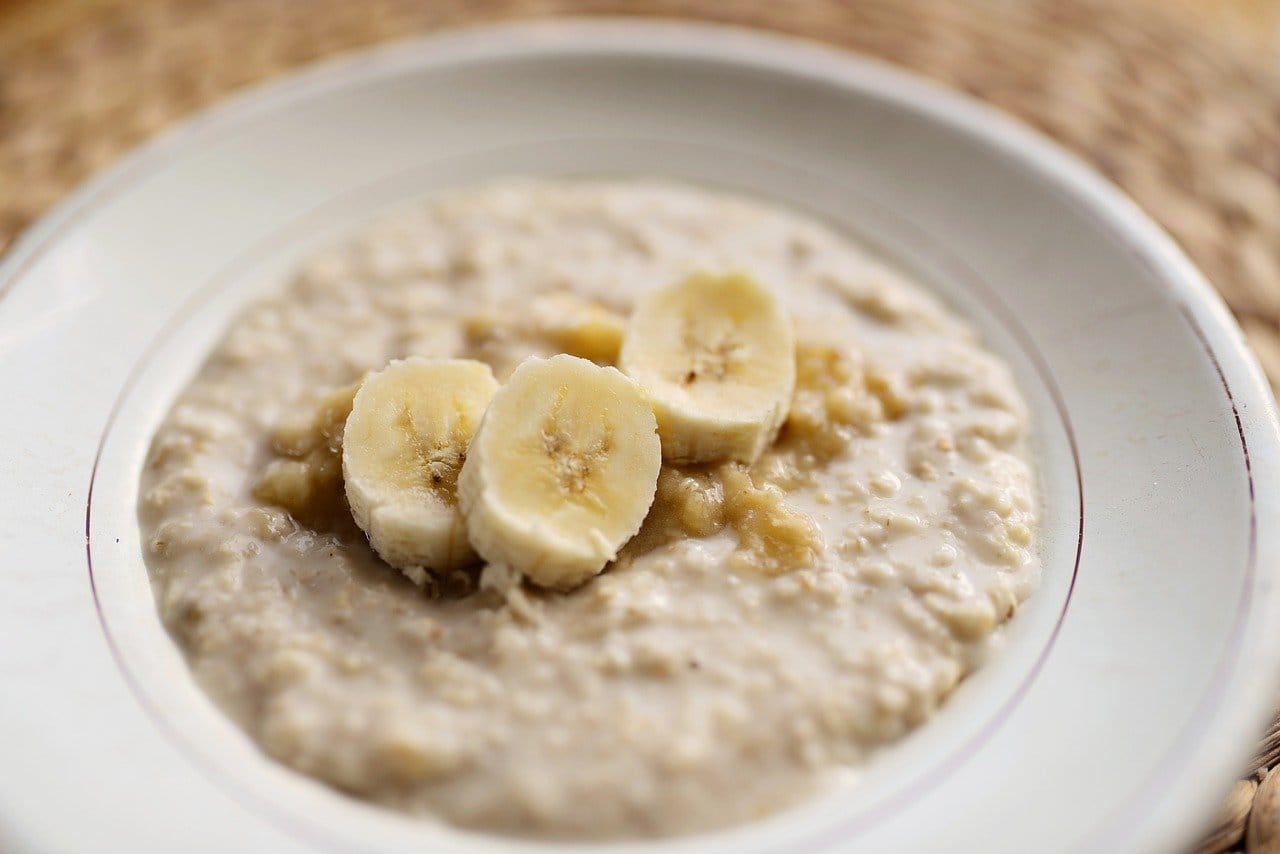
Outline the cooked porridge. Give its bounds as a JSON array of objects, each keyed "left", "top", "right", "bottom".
[{"left": 138, "top": 181, "right": 1040, "bottom": 839}]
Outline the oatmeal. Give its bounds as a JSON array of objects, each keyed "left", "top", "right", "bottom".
[{"left": 138, "top": 181, "right": 1040, "bottom": 839}]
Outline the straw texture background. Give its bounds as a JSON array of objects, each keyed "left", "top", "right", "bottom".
[{"left": 2, "top": 0, "right": 1279, "bottom": 849}]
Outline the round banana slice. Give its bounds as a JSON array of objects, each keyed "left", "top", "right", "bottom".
[
  {"left": 342, "top": 357, "right": 499, "bottom": 577},
  {"left": 458, "top": 354, "right": 661, "bottom": 591},
  {"left": 619, "top": 272, "right": 796, "bottom": 464}
]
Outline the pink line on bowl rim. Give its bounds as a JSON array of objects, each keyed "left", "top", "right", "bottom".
[{"left": 1075, "top": 304, "right": 1258, "bottom": 851}]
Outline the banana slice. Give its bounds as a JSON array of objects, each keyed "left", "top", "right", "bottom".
[
  {"left": 619, "top": 272, "right": 796, "bottom": 464},
  {"left": 342, "top": 357, "right": 499, "bottom": 577},
  {"left": 458, "top": 354, "right": 661, "bottom": 591}
]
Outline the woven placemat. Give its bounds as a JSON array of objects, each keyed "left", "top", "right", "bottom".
[{"left": 3, "top": 0, "right": 1280, "bottom": 849}]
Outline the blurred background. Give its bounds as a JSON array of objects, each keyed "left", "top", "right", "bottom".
[{"left": 2, "top": 0, "right": 1279, "bottom": 850}]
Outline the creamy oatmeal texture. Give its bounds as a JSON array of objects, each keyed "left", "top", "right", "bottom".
[{"left": 139, "top": 181, "right": 1040, "bottom": 839}]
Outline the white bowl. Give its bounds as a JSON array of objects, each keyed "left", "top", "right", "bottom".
[{"left": 1, "top": 19, "right": 1277, "bottom": 854}]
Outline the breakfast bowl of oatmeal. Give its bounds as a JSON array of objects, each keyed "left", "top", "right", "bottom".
[
  {"left": 138, "top": 180, "right": 1043, "bottom": 840},
  {"left": 1, "top": 20, "right": 1278, "bottom": 854}
]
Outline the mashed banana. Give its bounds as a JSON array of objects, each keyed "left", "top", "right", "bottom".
[{"left": 138, "top": 181, "right": 1040, "bottom": 839}]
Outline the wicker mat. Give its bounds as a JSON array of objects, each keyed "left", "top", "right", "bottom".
[{"left": 3, "top": 0, "right": 1280, "bottom": 849}]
